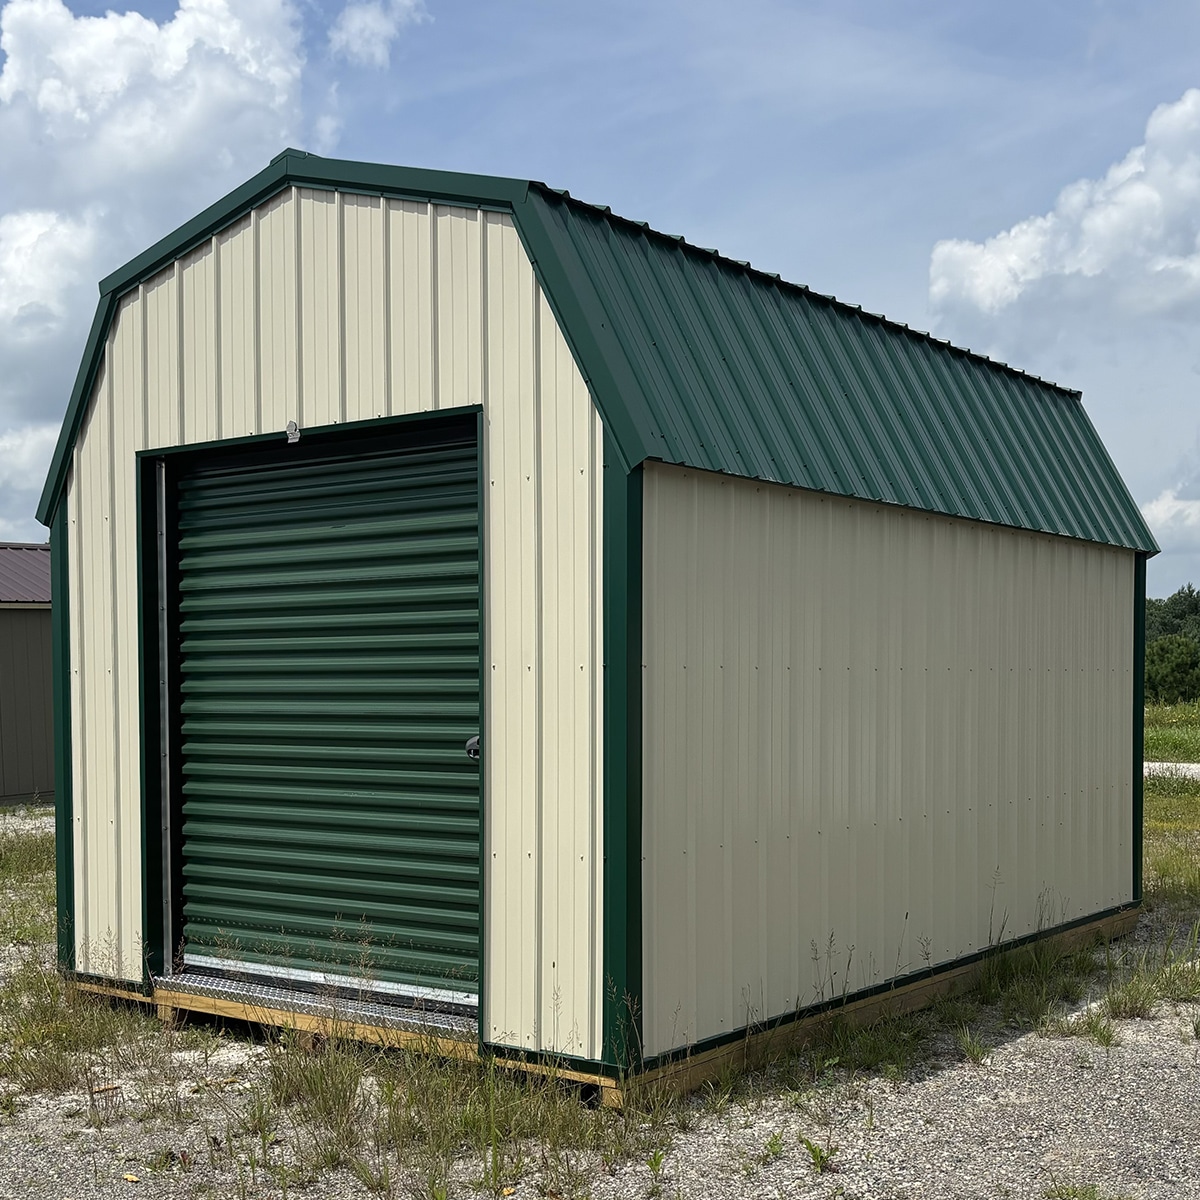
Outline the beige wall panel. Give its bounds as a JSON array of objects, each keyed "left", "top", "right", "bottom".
[
  {"left": 109, "top": 295, "right": 145, "bottom": 978},
  {"left": 642, "top": 464, "right": 1135, "bottom": 1057},
  {"left": 342, "top": 192, "right": 388, "bottom": 422},
  {"left": 257, "top": 189, "right": 298, "bottom": 435},
  {"left": 143, "top": 267, "right": 179, "bottom": 451},
  {"left": 65, "top": 193, "right": 605, "bottom": 1052},
  {"left": 217, "top": 215, "right": 257, "bottom": 437},
  {"left": 434, "top": 205, "right": 483, "bottom": 410},
  {"left": 533, "top": 286, "right": 604, "bottom": 1059},
  {"left": 481, "top": 212, "right": 539, "bottom": 1049},
  {"left": 180, "top": 242, "right": 219, "bottom": 445},
  {"left": 297, "top": 189, "right": 341, "bottom": 428},
  {"left": 67, "top": 453, "right": 88, "bottom": 962},
  {"left": 386, "top": 200, "right": 434, "bottom": 414},
  {"left": 73, "top": 356, "right": 126, "bottom": 977}
]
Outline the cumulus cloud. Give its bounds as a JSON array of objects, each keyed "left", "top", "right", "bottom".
[
  {"left": 0, "top": 0, "right": 303, "bottom": 196},
  {"left": 931, "top": 88, "right": 1200, "bottom": 318},
  {"left": 0, "top": 209, "right": 97, "bottom": 338},
  {"left": 328, "top": 0, "right": 425, "bottom": 68},
  {"left": 0, "top": 423, "right": 58, "bottom": 489},
  {"left": 1143, "top": 487, "right": 1200, "bottom": 554},
  {"left": 0, "top": 0, "right": 311, "bottom": 538}
]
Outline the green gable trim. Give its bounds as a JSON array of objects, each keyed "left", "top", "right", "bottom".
[{"left": 39, "top": 149, "right": 1158, "bottom": 556}]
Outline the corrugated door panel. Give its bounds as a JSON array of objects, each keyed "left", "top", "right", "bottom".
[{"left": 175, "top": 426, "right": 481, "bottom": 996}]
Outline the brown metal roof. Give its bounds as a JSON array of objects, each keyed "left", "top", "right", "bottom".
[{"left": 0, "top": 543, "right": 51, "bottom": 604}]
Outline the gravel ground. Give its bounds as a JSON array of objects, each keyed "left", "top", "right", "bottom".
[
  {"left": 3, "top": 805, "right": 1200, "bottom": 1199},
  {"left": 2, "top": 960, "right": 1199, "bottom": 1199}
]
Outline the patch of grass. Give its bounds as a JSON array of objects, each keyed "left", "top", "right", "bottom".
[
  {"left": 1043, "top": 1182, "right": 1132, "bottom": 1200},
  {"left": 1143, "top": 774, "right": 1200, "bottom": 906},
  {"left": 0, "top": 956, "right": 184, "bottom": 1095},
  {"left": 1145, "top": 700, "right": 1200, "bottom": 763},
  {"left": 975, "top": 939, "right": 1093, "bottom": 1027},
  {"left": 1103, "top": 972, "right": 1160, "bottom": 1020},
  {"left": 1047, "top": 1007, "right": 1118, "bottom": 1047},
  {"left": 954, "top": 1024, "right": 990, "bottom": 1063},
  {"left": 811, "top": 1011, "right": 931, "bottom": 1078},
  {"left": 0, "top": 827, "right": 55, "bottom": 946},
  {"left": 799, "top": 1132, "right": 838, "bottom": 1174},
  {"left": 0, "top": 828, "right": 55, "bottom": 881}
]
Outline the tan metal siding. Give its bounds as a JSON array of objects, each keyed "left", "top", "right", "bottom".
[
  {"left": 343, "top": 192, "right": 387, "bottom": 423},
  {"left": 257, "top": 190, "right": 298, "bottom": 434},
  {"left": 387, "top": 200, "right": 435, "bottom": 413},
  {"left": 63, "top": 199, "right": 604, "bottom": 1058},
  {"left": 641, "top": 463, "right": 1135, "bottom": 1057},
  {"left": 180, "top": 243, "right": 218, "bottom": 445},
  {"left": 298, "top": 188, "right": 341, "bottom": 427},
  {"left": 216, "top": 216, "right": 256, "bottom": 438},
  {"left": 109, "top": 298, "right": 142, "bottom": 975}
]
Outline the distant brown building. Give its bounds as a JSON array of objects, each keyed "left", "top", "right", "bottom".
[{"left": 0, "top": 543, "right": 53, "bottom": 804}]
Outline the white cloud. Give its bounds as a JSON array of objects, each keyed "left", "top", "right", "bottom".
[
  {"left": 1143, "top": 487, "right": 1200, "bottom": 554},
  {"left": 0, "top": 422, "right": 58, "bottom": 490},
  {"left": 0, "top": 0, "right": 311, "bottom": 537},
  {"left": 328, "top": 0, "right": 425, "bottom": 68},
  {"left": 930, "top": 88, "right": 1200, "bottom": 317},
  {"left": 0, "top": 209, "right": 96, "bottom": 337},
  {"left": 0, "top": 0, "right": 304, "bottom": 192}
]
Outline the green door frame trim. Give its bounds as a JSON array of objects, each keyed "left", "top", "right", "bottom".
[
  {"left": 601, "top": 440, "right": 644, "bottom": 1073},
  {"left": 1133, "top": 552, "right": 1146, "bottom": 904},
  {"left": 474, "top": 408, "right": 489, "bottom": 1057},
  {"left": 134, "top": 405, "right": 485, "bottom": 1002},
  {"left": 51, "top": 501, "right": 74, "bottom": 973}
]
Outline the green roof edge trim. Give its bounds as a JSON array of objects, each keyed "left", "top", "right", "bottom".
[{"left": 37, "top": 150, "right": 1159, "bottom": 555}]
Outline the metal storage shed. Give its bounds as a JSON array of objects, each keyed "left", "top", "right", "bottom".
[
  {"left": 0, "top": 542, "right": 54, "bottom": 805},
  {"left": 39, "top": 150, "right": 1157, "bottom": 1090}
]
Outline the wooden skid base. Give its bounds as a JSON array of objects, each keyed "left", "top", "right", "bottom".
[{"left": 73, "top": 906, "right": 1139, "bottom": 1107}]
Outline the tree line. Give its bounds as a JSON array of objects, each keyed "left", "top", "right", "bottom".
[{"left": 1145, "top": 584, "right": 1200, "bottom": 703}]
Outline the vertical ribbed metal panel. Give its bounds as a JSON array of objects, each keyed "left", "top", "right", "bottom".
[
  {"left": 63, "top": 197, "right": 605, "bottom": 1053},
  {"left": 529, "top": 191, "right": 1156, "bottom": 553},
  {"left": 217, "top": 215, "right": 256, "bottom": 439},
  {"left": 641, "top": 462, "right": 1135, "bottom": 1058},
  {"left": 175, "top": 431, "right": 481, "bottom": 993},
  {"left": 257, "top": 189, "right": 297, "bottom": 436}
]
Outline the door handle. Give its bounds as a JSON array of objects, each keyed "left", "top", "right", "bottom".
[{"left": 465, "top": 735, "right": 480, "bottom": 761}]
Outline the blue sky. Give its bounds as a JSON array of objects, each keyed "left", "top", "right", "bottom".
[{"left": 2, "top": 0, "right": 1199, "bottom": 594}]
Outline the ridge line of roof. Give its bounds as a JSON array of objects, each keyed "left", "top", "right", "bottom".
[{"left": 527, "top": 182, "right": 1083, "bottom": 404}]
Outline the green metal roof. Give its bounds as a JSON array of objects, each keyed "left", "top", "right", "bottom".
[{"left": 38, "top": 150, "right": 1158, "bottom": 554}]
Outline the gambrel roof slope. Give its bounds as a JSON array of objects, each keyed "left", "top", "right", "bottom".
[{"left": 39, "top": 149, "right": 1157, "bottom": 554}]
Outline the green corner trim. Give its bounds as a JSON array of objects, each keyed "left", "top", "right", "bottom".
[
  {"left": 601, "top": 438, "right": 643, "bottom": 1072},
  {"left": 1132, "top": 552, "right": 1146, "bottom": 903},
  {"left": 50, "top": 502, "right": 74, "bottom": 972}
]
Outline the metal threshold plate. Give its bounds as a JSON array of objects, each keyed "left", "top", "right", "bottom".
[{"left": 159, "top": 970, "right": 478, "bottom": 1041}]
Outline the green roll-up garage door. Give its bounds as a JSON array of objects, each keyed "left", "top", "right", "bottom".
[{"left": 173, "top": 420, "right": 481, "bottom": 1001}]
